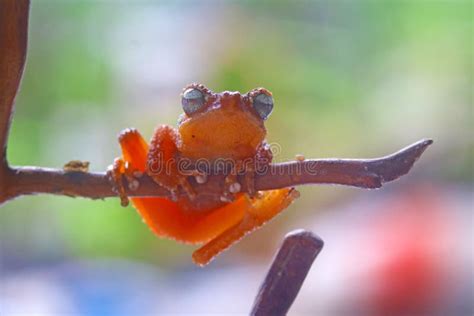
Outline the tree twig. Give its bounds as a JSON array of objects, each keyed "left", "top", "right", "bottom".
[
  {"left": 0, "top": 0, "right": 29, "bottom": 164},
  {"left": 251, "top": 230, "right": 324, "bottom": 316},
  {"left": 0, "top": 0, "right": 30, "bottom": 206}
]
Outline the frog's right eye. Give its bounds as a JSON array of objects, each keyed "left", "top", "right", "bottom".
[{"left": 182, "top": 88, "right": 205, "bottom": 115}]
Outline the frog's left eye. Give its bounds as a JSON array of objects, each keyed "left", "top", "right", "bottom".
[
  {"left": 182, "top": 88, "right": 206, "bottom": 115},
  {"left": 252, "top": 93, "right": 273, "bottom": 120}
]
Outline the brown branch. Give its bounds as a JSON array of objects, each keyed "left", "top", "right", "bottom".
[
  {"left": 0, "top": 0, "right": 29, "bottom": 163},
  {"left": 0, "top": 139, "right": 433, "bottom": 207},
  {"left": 250, "top": 230, "right": 324, "bottom": 315},
  {"left": 0, "top": 1, "right": 433, "bottom": 208},
  {"left": 0, "top": 0, "right": 30, "bottom": 200}
]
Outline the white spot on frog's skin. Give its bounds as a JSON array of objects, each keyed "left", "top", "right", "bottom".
[
  {"left": 128, "top": 179, "right": 140, "bottom": 191},
  {"left": 195, "top": 173, "right": 208, "bottom": 184},
  {"left": 295, "top": 154, "right": 305, "bottom": 162},
  {"left": 220, "top": 195, "right": 232, "bottom": 203},
  {"left": 229, "top": 182, "right": 241, "bottom": 193},
  {"left": 170, "top": 191, "right": 178, "bottom": 202}
]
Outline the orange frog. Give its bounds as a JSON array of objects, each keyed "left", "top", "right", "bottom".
[{"left": 109, "top": 83, "right": 299, "bottom": 266}]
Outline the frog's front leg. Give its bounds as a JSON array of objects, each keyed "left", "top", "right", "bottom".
[
  {"left": 246, "top": 142, "right": 273, "bottom": 196},
  {"left": 223, "top": 143, "right": 273, "bottom": 200},
  {"left": 146, "top": 125, "right": 195, "bottom": 201}
]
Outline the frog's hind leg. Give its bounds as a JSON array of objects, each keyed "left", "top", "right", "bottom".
[
  {"left": 147, "top": 125, "right": 196, "bottom": 201},
  {"left": 113, "top": 128, "right": 179, "bottom": 238},
  {"left": 115, "top": 127, "right": 234, "bottom": 242},
  {"left": 192, "top": 188, "right": 299, "bottom": 266},
  {"left": 118, "top": 128, "right": 149, "bottom": 171},
  {"left": 108, "top": 128, "right": 149, "bottom": 206}
]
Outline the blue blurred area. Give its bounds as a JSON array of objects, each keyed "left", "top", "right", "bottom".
[{"left": 1, "top": 1, "right": 472, "bottom": 315}]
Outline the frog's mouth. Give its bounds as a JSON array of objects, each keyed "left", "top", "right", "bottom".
[{"left": 178, "top": 107, "right": 266, "bottom": 161}]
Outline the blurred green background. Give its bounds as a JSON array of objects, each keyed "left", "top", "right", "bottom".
[{"left": 1, "top": 1, "right": 472, "bottom": 315}]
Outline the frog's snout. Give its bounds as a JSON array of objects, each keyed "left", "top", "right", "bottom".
[{"left": 219, "top": 91, "right": 242, "bottom": 108}]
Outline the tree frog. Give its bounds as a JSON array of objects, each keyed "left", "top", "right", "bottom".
[{"left": 109, "top": 83, "right": 299, "bottom": 266}]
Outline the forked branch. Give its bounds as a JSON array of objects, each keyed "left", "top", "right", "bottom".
[{"left": 0, "top": 0, "right": 433, "bottom": 207}]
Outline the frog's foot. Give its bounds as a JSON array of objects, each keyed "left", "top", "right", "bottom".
[
  {"left": 222, "top": 161, "right": 244, "bottom": 202},
  {"left": 238, "top": 143, "right": 273, "bottom": 199},
  {"left": 222, "top": 173, "right": 239, "bottom": 202},
  {"left": 192, "top": 188, "right": 300, "bottom": 266},
  {"left": 107, "top": 157, "right": 142, "bottom": 207},
  {"left": 148, "top": 171, "right": 196, "bottom": 202},
  {"left": 222, "top": 161, "right": 258, "bottom": 201}
]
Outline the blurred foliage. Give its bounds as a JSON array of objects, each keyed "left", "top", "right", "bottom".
[{"left": 1, "top": 1, "right": 472, "bottom": 269}]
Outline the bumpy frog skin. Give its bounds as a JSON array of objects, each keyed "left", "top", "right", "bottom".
[{"left": 110, "top": 83, "right": 298, "bottom": 266}]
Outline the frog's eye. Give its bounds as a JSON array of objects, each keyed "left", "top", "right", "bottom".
[
  {"left": 182, "top": 88, "right": 206, "bottom": 115},
  {"left": 252, "top": 93, "right": 273, "bottom": 120}
]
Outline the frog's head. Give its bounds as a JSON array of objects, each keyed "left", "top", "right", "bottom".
[{"left": 177, "top": 83, "right": 273, "bottom": 160}]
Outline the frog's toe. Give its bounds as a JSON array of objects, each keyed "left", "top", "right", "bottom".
[
  {"left": 244, "top": 169, "right": 257, "bottom": 198},
  {"left": 223, "top": 175, "right": 240, "bottom": 201},
  {"left": 179, "top": 177, "right": 196, "bottom": 200},
  {"left": 107, "top": 157, "right": 130, "bottom": 207}
]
